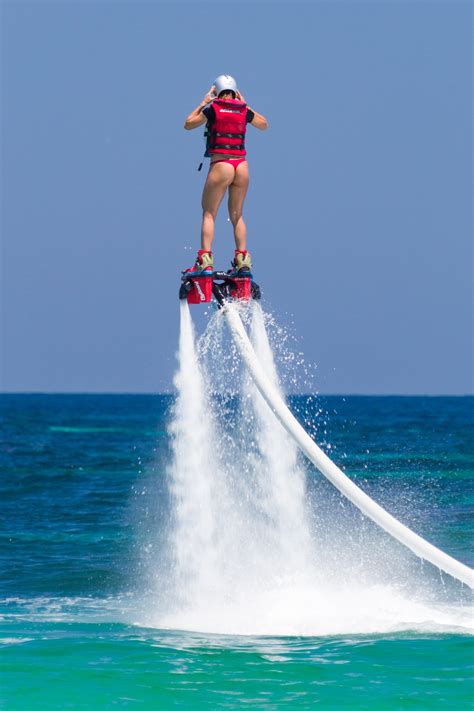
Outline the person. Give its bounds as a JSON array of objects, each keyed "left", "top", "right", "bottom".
[{"left": 183, "top": 74, "right": 268, "bottom": 275}]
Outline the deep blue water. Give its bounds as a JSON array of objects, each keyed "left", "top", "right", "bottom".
[{"left": 1, "top": 394, "right": 473, "bottom": 709}]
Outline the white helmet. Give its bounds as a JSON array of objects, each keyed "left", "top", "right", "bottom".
[{"left": 214, "top": 74, "right": 237, "bottom": 97}]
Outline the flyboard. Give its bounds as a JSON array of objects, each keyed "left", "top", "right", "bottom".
[
  {"left": 179, "top": 270, "right": 474, "bottom": 589},
  {"left": 180, "top": 269, "right": 261, "bottom": 305}
]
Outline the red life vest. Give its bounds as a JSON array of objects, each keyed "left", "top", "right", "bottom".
[{"left": 207, "top": 98, "right": 247, "bottom": 156}]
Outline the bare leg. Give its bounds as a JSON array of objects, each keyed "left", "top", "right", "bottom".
[
  {"left": 228, "top": 161, "right": 249, "bottom": 250},
  {"left": 201, "top": 162, "right": 235, "bottom": 250}
]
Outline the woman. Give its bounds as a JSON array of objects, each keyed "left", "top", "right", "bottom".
[{"left": 184, "top": 74, "right": 268, "bottom": 275}]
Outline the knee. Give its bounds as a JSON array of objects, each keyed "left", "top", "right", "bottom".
[
  {"left": 202, "top": 209, "right": 217, "bottom": 221},
  {"left": 229, "top": 208, "right": 243, "bottom": 225}
]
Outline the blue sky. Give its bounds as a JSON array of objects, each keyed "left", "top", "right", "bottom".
[{"left": 2, "top": 0, "right": 472, "bottom": 394}]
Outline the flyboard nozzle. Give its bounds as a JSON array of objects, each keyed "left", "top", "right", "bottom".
[
  {"left": 179, "top": 280, "right": 194, "bottom": 300},
  {"left": 212, "top": 282, "right": 226, "bottom": 308},
  {"left": 179, "top": 274, "right": 213, "bottom": 304},
  {"left": 180, "top": 271, "right": 261, "bottom": 307}
]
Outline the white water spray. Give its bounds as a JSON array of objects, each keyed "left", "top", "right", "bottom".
[
  {"left": 246, "top": 303, "right": 314, "bottom": 577},
  {"left": 166, "top": 301, "right": 219, "bottom": 610},
  {"left": 152, "top": 301, "right": 473, "bottom": 637}
]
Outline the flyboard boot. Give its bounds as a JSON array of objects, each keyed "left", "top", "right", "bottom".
[
  {"left": 212, "top": 249, "right": 260, "bottom": 302},
  {"left": 180, "top": 248, "right": 260, "bottom": 306},
  {"left": 179, "top": 250, "right": 214, "bottom": 303},
  {"left": 229, "top": 249, "right": 252, "bottom": 275}
]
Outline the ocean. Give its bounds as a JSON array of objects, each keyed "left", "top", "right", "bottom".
[{"left": 1, "top": 307, "right": 473, "bottom": 709}]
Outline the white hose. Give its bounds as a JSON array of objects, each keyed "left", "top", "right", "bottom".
[{"left": 223, "top": 303, "right": 474, "bottom": 588}]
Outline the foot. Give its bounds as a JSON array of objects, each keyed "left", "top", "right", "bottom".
[
  {"left": 230, "top": 249, "right": 252, "bottom": 275},
  {"left": 183, "top": 250, "right": 214, "bottom": 275}
]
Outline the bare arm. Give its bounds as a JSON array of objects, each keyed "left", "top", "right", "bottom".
[
  {"left": 249, "top": 109, "right": 268, "bottom": 131},
  {"left": 184, "top": 87, "right": 215, "bottom": 130},
  {"left": 236, "top": 90, "right": 268, "bottom": 131}
]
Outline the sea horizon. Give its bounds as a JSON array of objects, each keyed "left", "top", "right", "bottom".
[{"left": 2, "top": 391, "right": 473, "bottom": 397}]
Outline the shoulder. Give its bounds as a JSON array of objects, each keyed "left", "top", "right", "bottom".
[{"left": 201, "top": 102, "right": 215, "bottom": 120}]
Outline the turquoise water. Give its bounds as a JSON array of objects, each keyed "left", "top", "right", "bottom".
[{"left": 1, "top": 394, "right": 473, "bottom": 709}]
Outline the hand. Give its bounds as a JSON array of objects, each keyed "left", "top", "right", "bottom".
[
  {"left": 202, "top": 86, "right": 216, "bottom": 105},
  {"left": 236, "top": 89, "right": 245, "bottom": 102}
]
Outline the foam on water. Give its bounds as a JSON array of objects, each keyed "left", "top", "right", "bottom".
[{"left": 150, "top": 301, "right": 473, "bottom": 637}]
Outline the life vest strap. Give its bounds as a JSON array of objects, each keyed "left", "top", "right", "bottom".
[
  {"left": 213, "top": 132, "right": 245, "bottom": 139},
  {"left": 210, "top": 143, "right": 245, "bottom": 151}
]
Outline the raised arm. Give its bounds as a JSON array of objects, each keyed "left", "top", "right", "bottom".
[
  {"left": 249, "top": 109, "right": 268, "bottom": 131},
  {"left": 236, "top": 90, "right": 268, "bottom": 131},
  {"left": 184, "top": 87, "right": 215, "bottom": 130}
]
